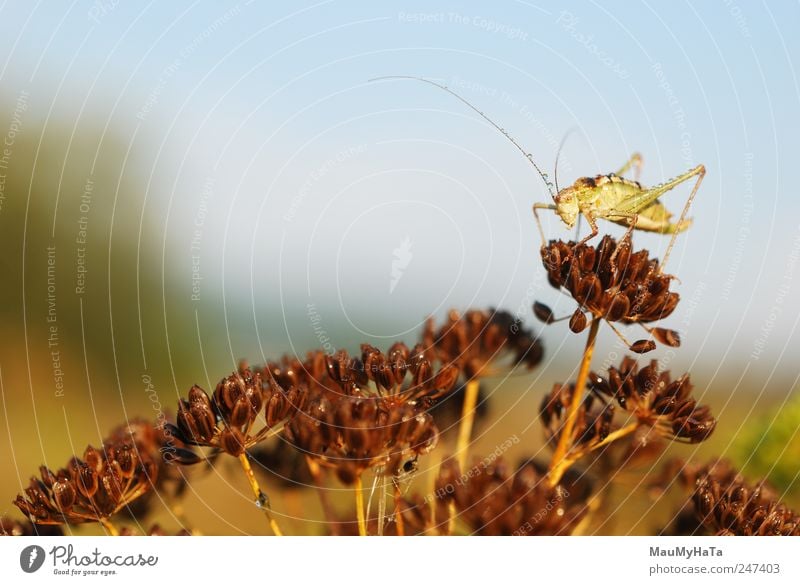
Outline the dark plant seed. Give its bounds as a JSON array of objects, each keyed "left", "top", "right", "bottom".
[
  {"left": 533, "top": 301, "right": 556, "bottom": 324},
  {"left": 652, "top": 327, "right": 681, "bottom": 347},
  {"left": 569, "top": 309, "right": 588, "bottom": 333},
  {"left": 630, "top": 340, "right": 657, "bottom": 354}
]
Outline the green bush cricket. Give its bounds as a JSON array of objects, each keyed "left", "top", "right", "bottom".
[{"left": 370, "top": 76, "right": 705, "bottom": 271}]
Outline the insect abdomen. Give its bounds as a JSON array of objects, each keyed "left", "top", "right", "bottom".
[{"left": 593, "top": 174, "right": 642, "bottom": 212}]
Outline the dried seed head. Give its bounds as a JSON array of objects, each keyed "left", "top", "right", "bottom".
[
  {"left": 691, "top": 460, "right": 800, "bottom": 536},
  {"left": 435, "top": 457, "right": 587, "bottom": 535},
  {"left": 14, "top": 435, "right": 157, "bottom": 527},
  {"left": 171, "top": 368, "right": 308, "bottom": 458},
  {"left": 422, "top": 308, "right": 543, "bottom": 379},
  {"left": 284, "top": 394, "right": 439, "bottom": 485},
  {"left": 589, "top": 357, "right": 716, "bottom": 444},
  {"left": 541, "top": 236, "right": 680, "bottom": 347}
]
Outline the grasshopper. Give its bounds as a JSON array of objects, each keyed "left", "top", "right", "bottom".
[{"left": 370, "top": 76, "right": 705, "bottom": 270}]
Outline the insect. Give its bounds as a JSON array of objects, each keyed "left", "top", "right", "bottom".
[{"left": 369, "top": 76, "right": 705, "bottom": 270}]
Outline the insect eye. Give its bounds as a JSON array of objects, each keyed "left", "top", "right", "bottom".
[{"left": 402, "top": 458, "right": 417, "bottom": 474}]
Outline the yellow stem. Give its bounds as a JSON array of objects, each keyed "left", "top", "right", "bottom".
[
  {"left": 455, "top": 379, "right": 481, "bottom": 471},
  {"left": 587, "top": 421, "right": 640, "bottom": 453},
  {"left": 306, "top": 456, "right": 337, "bottom": 534},
  {"left": 549, "top": 317, "right": 600, "bottom": 487},
  {"left": 394, "top": 482, "right": 405, "bottom": 536},
  {"left": 551, "top": 421, "right": 641, "bottom": 490},
  {"left": 99, "top": 518, "right": 119, "bottom": 536},
  {"left": 238, "top": 453, "right": 283, "bottom": 536},
  {"left": 447, "top": 501, "right": 457, "bottom": 536},
  {"left": 355, "top": 476, "right": 367, "bottom": 536}
]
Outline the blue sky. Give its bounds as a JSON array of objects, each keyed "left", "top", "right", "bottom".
[{"left": 1, "top": 0, "right": 798, "bottom": 387}]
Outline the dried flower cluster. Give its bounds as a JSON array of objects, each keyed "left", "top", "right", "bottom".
[
  {"left": 692, "top": 461, "right": 800, "bottom": 536},
  {"left": 538, "top": 236, "right": 681, "bottom": 352},
  {"left": 589, "top": 357, "right": 716, "bottom": 443},
  {"left": 14, "top": 440, "right": 157, "bottom": 527},
  {"left": 4, "top": 224, "right": 795, "bottom": 538},
  {"left": 435, "top": 458, "right": 587, "bottom": 535},
  {"left": 285, "top": 394, "right": 439, "bottom": 484},
  {"left": 539, "top": 356, "right": 715, "bottom": 465},
  {"left": 168, "top": 368, "right": 306, "bottom": 457},
  {"left": 423, "top": 308, "right": 543, "bottom": 378}
]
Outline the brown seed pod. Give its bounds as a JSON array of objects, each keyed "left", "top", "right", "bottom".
[
  {"left": 629, "top": 339, "right": 656, "bottom": 354},
  {"left": 652, "top": 327, "right": 681, "bottom": 347},
  {"left": 533, "top": 301, "right": 556, "bottom": 324},
  {"left": 569, "top": 309, "right": 588, "bottom": 333}
]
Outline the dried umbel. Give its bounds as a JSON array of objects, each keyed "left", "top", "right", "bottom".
[
  {"left": 320, "top": 343, "right": 460, "bottom": 405},
  {"left": 170, "top": 368, "right": 306, "bottom": 457},
  {"left": 106, "top": 418, "right": 195, "bottom": 493},
  {"left": 589, "top": 357, "right": 716, "bottom": 443},
  {"left": 422, "top": 308, "right": 543, "bottom": 379},
  {"left": 14, "top": 440, "right": 157, "bottom": 527},
  {"left": 435, "top": 457, "right": 585, "bottom": 535},
  {"left": 284, "top": 394, "right": 439, "bottom": 485},
  {"left": 692, "top": 460, "right": 800, "bottom": 536},
  {"left": 538, "top": 236, "right": 680, "bottom": 351}
]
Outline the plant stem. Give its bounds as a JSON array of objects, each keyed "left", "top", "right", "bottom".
[
  {"left": 549, "top": 317, "right": 600, "bottom": 487},
  {"left": 455, "top": 379, "right": 481, "bottom": 471},
  {"left": 587, "top": 421, "right": 640, "bottom": 453},
  {"left": 377, "top": 476, "right": 387, "bottom": 536},
  {"left": 305, "top": 456, "right": 337, "bottom": 534},
  {"left": 394, "top": 482, "right": 405, "bottom": 536},
  {"left": 99, "top": 518, "right": 119, "bottom": 536},
  {"left": 238, "top": 452, "right": 283, "bottom": 536},
  {"left": 355, "top": 476, "right": 367, "bottom": 536},
  {"left": 447, "top": 501, "right": 457, "bottom": 536}
]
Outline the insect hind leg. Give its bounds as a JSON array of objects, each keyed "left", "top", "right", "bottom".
[
  {"left": 661, "top": 164, "right": 705, "bottom": 272},
  {"left": 615, "top": 152, "right": 643, "bottom": 180}
]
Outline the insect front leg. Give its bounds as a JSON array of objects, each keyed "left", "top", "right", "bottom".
[
  {"left": 615, "top": 152, "right": 643, "bottom": 180},
  {"left": 532, "top": 203, "right": 557, "bottom": 247},
  {"left": 575, "top": 208, "right": 599, "bottom": 247},
  {"left": 607, "top": 211, "right": 638, "bottom": 267}
]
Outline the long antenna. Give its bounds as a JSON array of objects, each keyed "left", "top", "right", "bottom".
[
  {"left": 369, "top": 75, "right": 555, "bottom": 198},
  {"left": 553, "top": 127, "right": 580, "bottom": 238},
  {"left": 553, "top": 127, "right": 577, "bottom": 194}
]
